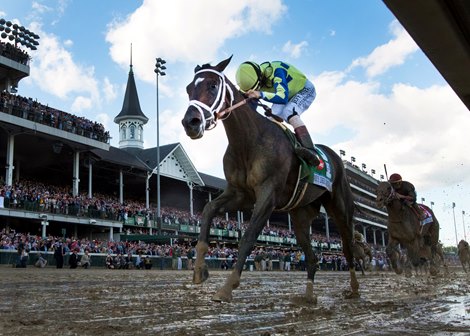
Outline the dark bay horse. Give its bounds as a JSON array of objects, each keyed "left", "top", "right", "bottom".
[
  {"left": 458, "top": 239, "right": 470, "bottom": 273},
  {"left": 352, "top": 240, "right": 372, "bottom": 275},
  {"left": 181, "top": 56, "right": 359, "bottom": 302},
  {"left": 376, "top": 181, "right": 440, "bottom": 276}
]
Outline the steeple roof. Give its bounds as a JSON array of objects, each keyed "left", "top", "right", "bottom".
[{"left": 114, "top": 65, "right": 149, "bottom": 124}]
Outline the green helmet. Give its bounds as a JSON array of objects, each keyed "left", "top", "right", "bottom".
[{"left": 236, "top": 61, "right": 261, "bottom": 92}]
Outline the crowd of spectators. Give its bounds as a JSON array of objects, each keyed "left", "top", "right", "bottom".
[
  {"left": 0, "top": 179, "right": 350, "bottom": 248},
  {"left": 1, "top": 227, "right": 392, "bottom": 272},
  {"left": 0, "top": 91, "right": 110, "bottom": 143},
  {"left": 0, "top": 41, "right": 29, "bottom": 65}
]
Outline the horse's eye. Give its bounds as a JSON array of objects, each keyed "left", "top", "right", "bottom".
[{"left": 210, "top": 82, "right": 218, "bottom": 90}]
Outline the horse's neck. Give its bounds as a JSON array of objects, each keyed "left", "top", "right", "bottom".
[
  {"left": 387, "top": 200, "right": 406, "bottom": 220},
  {"left": 223, "top": 98, "right": 266, "bottom": 147},
  {"left": 387, "top": 200, "right": 417, "bottom": 225}
]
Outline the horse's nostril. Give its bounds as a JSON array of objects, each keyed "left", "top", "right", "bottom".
[{"left": 189, "top": 118, "right": 200, "bottom": 127}]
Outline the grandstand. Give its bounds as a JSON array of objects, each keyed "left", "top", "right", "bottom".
[{"left": 0, "top": 29, "right": 388, "bottom": 256}]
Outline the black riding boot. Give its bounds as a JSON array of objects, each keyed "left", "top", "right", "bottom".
[{"left": 294, "top": 126, "right": 320, "bottom": 167}]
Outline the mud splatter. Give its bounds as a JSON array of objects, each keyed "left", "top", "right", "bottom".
[{"left": 0, "top": 267, "right": 468, "bottom": 335}]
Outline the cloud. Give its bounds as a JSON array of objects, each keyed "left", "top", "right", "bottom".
[
  {"left": 348, "top": 20, "right": 419, "bottom": 78},
  {"left": 31, "top": 2, "right": 53, "bottom": 14},
  {"left": 27, "top": 23, "right": 99, "bottom": 102},
  {"left": 105, "top": 0, "right": 287, "bottom": 83},
  {"left": 24, "top": 22, "right": 122, "bottom": 116},
  {"left": 102, "top": 77, "right": 118, "bottom": 102},
  {"left": 303, "top": 71, "right": 470, "bottom": 192},
  {"left": 70, "top": 96, "right": 92, "bottom": 112},
  {"left": 282, "top": 40, "right": 309, "bottom": 59}
]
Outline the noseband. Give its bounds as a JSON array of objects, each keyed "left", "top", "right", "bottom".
[{"left": 187, "top": 69, "right": 235, "bottom": 131}]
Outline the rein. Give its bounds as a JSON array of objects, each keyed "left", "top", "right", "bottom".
[{"left": 187, "top": 68, "right": 279, "bottom": 131}]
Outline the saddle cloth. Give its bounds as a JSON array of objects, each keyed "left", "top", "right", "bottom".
[{"left": 418, "top": 204, "right": 433, "bottom": 225}]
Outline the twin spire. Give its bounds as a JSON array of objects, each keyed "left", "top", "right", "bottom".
[{"left": 114, "top": 43, "right": 149, "bottom": 150}]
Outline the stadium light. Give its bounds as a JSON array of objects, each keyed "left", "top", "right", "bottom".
[
  {"left": 463, "top": 210, "right": 467, "bottom": 241},
  {"left": 154, "top": 57, "right": 166, "bottom": 235},
  {"left": 0, "top": 18, "right": 40, "bottom": 50},
  {"left": 452, "top": 202, "right": 458, "bottom": 246}
]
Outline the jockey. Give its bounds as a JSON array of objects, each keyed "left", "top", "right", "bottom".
[
  {"left": 389, "top": 173, "right": 425, "bottom": 220},
  {"left": 235, "top": 60, "right": 320, "bottom": 167}
]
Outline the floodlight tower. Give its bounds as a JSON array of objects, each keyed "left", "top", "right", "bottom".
[
  {"left": 0, "top": 18, "right": 40, "bottom": 92},
  {"left": 154, "top": 57, "right": 166, "bottom": 235}
]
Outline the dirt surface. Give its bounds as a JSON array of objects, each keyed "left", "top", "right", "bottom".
[{"left": 0, "top": 266, "right": 468, "bottom": 336}]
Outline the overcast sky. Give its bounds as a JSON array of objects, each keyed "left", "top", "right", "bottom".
[{"left": 2, "top": 0, "right": 469, "bottom": 246}]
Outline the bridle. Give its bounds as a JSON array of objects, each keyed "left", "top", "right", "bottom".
[
  {"left": 377, "top": 182, "right": 398, "bottom": 206},
  {"left": 186, "top": 68, "right": 275, "bottom": 132},
  {"left": 187, "top": 68, "right": 236, "bottom": 131}
]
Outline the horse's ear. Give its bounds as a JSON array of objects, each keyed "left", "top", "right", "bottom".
[
  {"left": 215, "top": 55, "right": 233, "bottom": 72},
  {"left": 194, "top": 65, "right": 202, "bottom": 73}
]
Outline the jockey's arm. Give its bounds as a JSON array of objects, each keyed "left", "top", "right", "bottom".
[{"left": 259, "top": 68, "right": 289, "bottom": 104}]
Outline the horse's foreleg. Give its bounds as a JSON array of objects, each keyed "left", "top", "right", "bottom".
[
  {"left": 193, "top": 189, "right": 238, "bottom": 285},
  {"left": 212, "top": 190, "right": 275, "bottom": 302},
  {"left": 193, "top": 241, "right": 209, "bottom": 284},
  {"left": 386, "top": 239, "right": 403, "bottom": 275}
]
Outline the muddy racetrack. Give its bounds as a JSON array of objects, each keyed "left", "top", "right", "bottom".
[{"left": 0, "top": 266, "right": 468, "bottom": 336}]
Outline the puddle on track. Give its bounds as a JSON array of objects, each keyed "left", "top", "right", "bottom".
[{"left": 0, "top": 267, "right": 468, "bottom": 335}]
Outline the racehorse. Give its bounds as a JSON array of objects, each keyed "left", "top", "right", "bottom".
[
  {"left": 181, "top": 56, "right": 359, "bottom": 302},
  {"left": 352, "top": 240, "right": 372, "bottom": 275},
  {"left": 376, "top": 181, "right": 440, "bottom": 276},
  {"left": 457, "top": 239, "right": 470, "bottom": 273}
]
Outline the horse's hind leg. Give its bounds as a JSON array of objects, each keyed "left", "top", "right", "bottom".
[
  {"left": 290, "top": 207, "right": 320, "bottom": 304},
  {"left": 323, "top": 197, "right": 359, "bottom": 298}
]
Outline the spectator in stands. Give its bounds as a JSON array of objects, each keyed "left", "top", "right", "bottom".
[
  {"left": 135, "top": 252, "right": 144, "bottom": 269},
  {"left": 125, "top": 252, "right": 134, "bottom": 269},
  {"left": 35, "top": 253, "right": 48, "bottom": 268},
  {"left": 284, "top": 252, "right": 291, "bottom": 271},
  {"left": 16, "top": 236, "right": 25, "bottom": 268},
  {"left": 54, "top": 242, "right": 65, "bottom": 268},
  {"left": 19, "top": 248, "right": 29, "bottom": 268},
  {"left": 105, "top": 253, "right": 114, "bottom": 269},
  {"left": 144, "top": 256, "right": 153, "bottom": 269},
  {"left": 79, "top": 250, "right": 91, "bottom": 269},
  {"left": 69, "top": 249, "right": 78, "bottom": 269},
  {"left": 186, "top": 246, "right": 194, "bottom": 270}
]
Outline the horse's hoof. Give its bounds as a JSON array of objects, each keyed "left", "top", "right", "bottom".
[
  {"left": 306, "top": 293, "right": 318, "bottom": 304},
  {"left": 212, "top": 288, "right": 232, "bottom": 302},
  {"left": 193, "top": 264, "right": 209, "bottom": 284},
  {"left": 344, "top": 291, "right": 360, "bottom": 299}
]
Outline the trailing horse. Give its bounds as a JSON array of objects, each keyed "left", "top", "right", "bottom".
[
  {"left": 457, "top": 239, "right": 470, "bottom": 273},
  {"left": 181, "top": 56, "right": 359, "bottom": 302},
  {"left": 352, "top": 239, "right": 372, "bottom": 275},
  {"left": 376, "top": 181, "right": 440, "bottom": 276}
]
